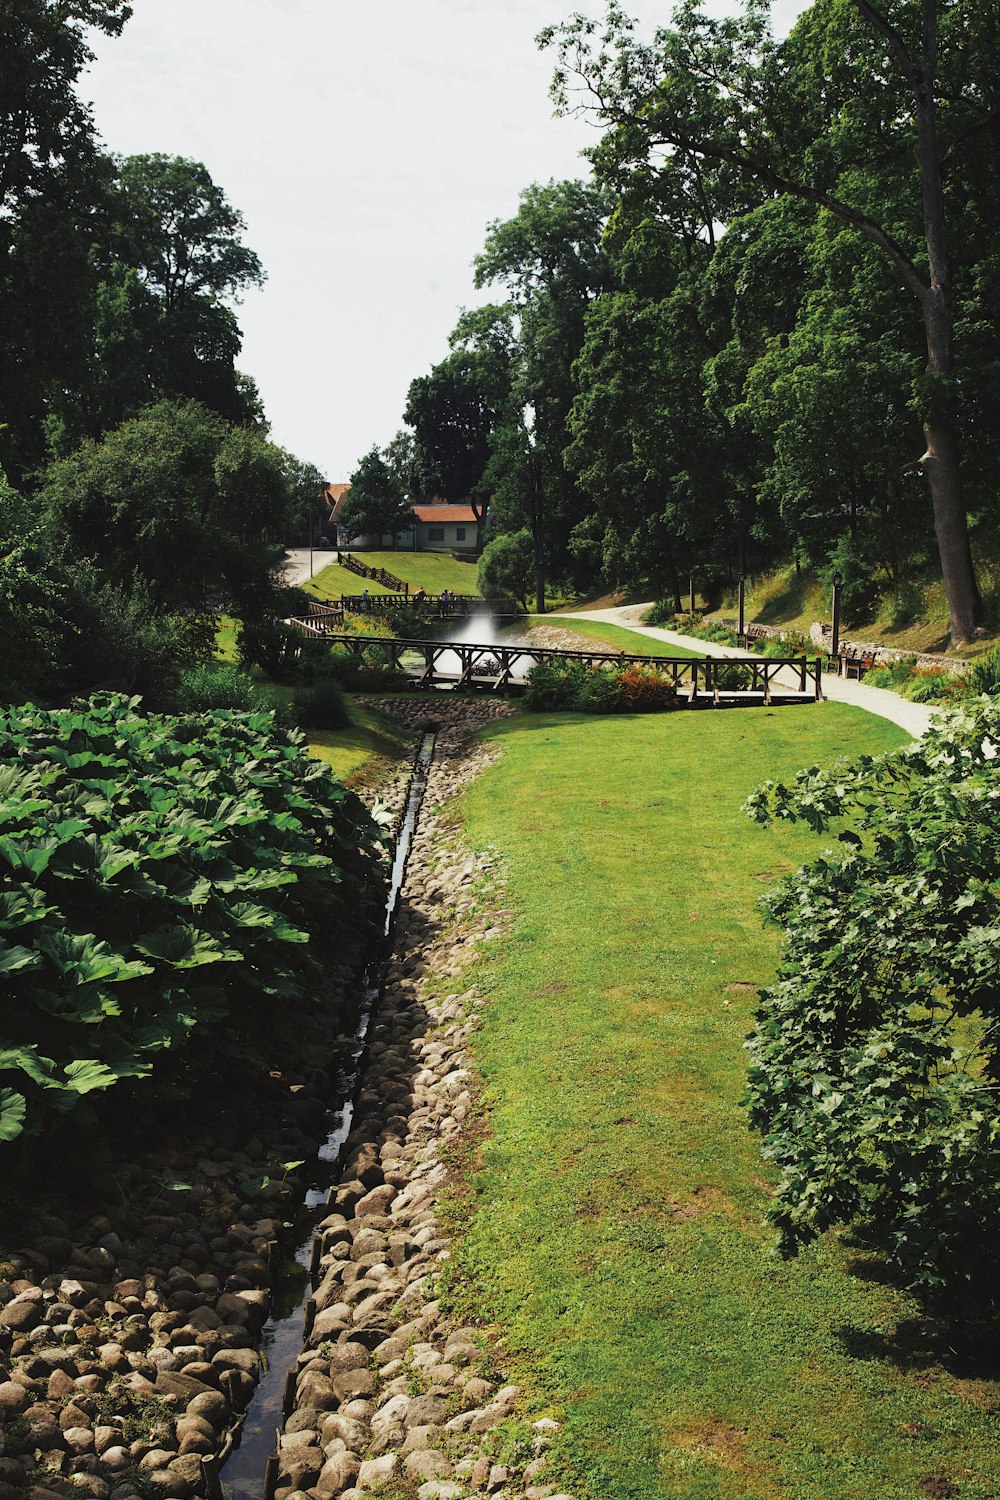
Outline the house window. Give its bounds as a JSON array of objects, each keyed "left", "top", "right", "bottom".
[
  {"left": 456, "top": 528, "right": 466, "bottom": 540},
  {"left": 428, "top": 526, "right": 444, "bottom": 541}
]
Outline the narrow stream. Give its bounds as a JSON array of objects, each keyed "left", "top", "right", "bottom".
[{"left": 219, "top": 731, "right": 437, "bottom": 1500}]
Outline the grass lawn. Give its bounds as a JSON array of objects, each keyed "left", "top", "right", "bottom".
[
  {"left": 447, "top": 703, "right": 1000, "bottom": 1500},
  {"left": 304, "top": 562, "right": 394, "bottom": 602},
  {"left": 331, "top": 549, "right": 481, "bottom": 595},
  {"left": 306, "top": 701, "right": 413, "bottom": 785},
  {"left": 525, "top": 614, "right": 701, "bottom": 660}
]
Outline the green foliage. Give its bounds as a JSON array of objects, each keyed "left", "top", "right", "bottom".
[
  {"left": 176, "top": 664, "right": 265, "bottom": 714},
  {"left": 863, "top": 655, "right": 965, "bottom": 704},
  {"left": 41, "top": 399, "right": 291, "bottom": 616},
  {"left": 0, "top": 473, "right": 64, "bottom": 701},
  {"left": 524, "top": 659, "right": 675, "bottom": 714},
  {"left": 477, "top": 530, "right": 534, "bottom": 607},
  {"left": 341, "top": 447, "right": 413, "bottom": 541},
  {"left": 0, "top": 694, "right": 385, "bottom": 1160},
  {"left": 743, "top": 700, "right": 1000, "bottom": 1296},
  {"left": 965, "top": 644, "right": 1000, "bottom": 697},
  {"left": 292, "top": 677, "right": 352, "bottom": 730}
]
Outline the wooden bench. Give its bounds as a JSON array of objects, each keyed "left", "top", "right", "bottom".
[{"left": 839, "top": 650, "right": 877, "bottom": 680}]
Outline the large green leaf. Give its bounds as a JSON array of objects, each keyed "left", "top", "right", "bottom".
[
  {"left": 37, "top": 931, "right": 153, "bottom": 986},
  {"left": 133, "top": 924, "right": 240, "bottom": 968},
  {"left": 0, "top": 1089, "right": 26, "bottom": 1142},
  {"left": 0, "top": 939, "right": 41, "bottom": 975}
]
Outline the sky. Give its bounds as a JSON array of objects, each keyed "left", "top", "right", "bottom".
[{"left": 81, "top": 1, "right": 807, "bottom": 481}]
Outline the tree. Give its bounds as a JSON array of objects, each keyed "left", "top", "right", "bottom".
[
  {"left": 0, "top": 473, "right": 64, "bottom": 701},
  {"left": 472, "top": 181, "right": 612, "bottom": 610},
  {"left": 476, "top": 529, "right": 535, "bottom": 609},
  {"left": 0, "top": 0, "right": 130, "bottom": 220},
  {"left": 41, "top": 399, "right": 291, "bottom": 615},
  {"left": 744, "top": 697, "right": 1000, "bottom": 1299},
  {"left": 542, "top": 0, "right": 995, "bottom": 645},
  {"left": 340, "top": 447, "right": 414, "bottom": 545}
]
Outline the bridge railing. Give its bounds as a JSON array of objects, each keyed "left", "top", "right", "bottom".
[{"left": 311, "top": 632, "right": 823, "bottom": 701}]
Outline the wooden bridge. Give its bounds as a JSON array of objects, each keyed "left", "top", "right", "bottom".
[{"left": 304, "top": 632, "right": 824, "bottom": 703}]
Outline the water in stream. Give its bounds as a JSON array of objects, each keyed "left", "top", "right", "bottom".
[{"left": 219, "top": 732, "right": 437, "bottom": 1500}]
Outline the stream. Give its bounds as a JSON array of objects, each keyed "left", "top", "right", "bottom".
[{"left": 218, "top": 731, "right": 437, "bottom": 1500}]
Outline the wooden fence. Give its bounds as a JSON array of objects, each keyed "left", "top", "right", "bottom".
[{"left": 337, "top": 552, "right": 407, "bottom": 591}]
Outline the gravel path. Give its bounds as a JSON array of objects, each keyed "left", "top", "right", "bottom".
[{"left": 555, "top": 605, "right": 936, "bottom": 740}]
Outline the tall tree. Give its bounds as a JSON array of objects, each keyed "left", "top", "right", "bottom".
[
  {"left": 471, "top": 180, "right": 611, "bottom": 609},
  {"left": 542, "top": 0, "right": 996, "bottom": 644},
  {"left": 41, "top": 398, "right": 290, "bottom": 614},
  {"left": 340, "top": 447, "right": 414, "bottom": 546}
]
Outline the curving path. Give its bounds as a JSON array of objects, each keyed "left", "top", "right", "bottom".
[{"left": 554, "top": 603, "right": 936, "bottom": 740}]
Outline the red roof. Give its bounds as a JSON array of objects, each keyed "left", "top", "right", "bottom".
[
  {"left": 412, "top": 504, "right": 478, "bottom": 523},
  {"left": 324, "top": 483, "right": 350, "bottom": 517}
]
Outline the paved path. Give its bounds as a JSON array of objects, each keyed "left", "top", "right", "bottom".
[
  {"left": 554, "top": 604, "right": 936, "bottom": 740},
  {"left": 280, "top": 548, "right": 331, "bottom": 587}
]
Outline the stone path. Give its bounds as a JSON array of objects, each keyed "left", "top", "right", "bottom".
[{"left": 555, "top": 604, "right": 936, "bottom": 740}]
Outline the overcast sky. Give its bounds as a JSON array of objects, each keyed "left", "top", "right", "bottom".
[{"left": 82, "top": 1, "right": 807, "bottom": 481}]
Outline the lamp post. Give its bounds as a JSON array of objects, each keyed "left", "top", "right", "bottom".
[
  {"left": 689, "top": 569, "right": 697, "bottom": 617},
  {"left": 831, "top": 570, "right": 843, "bottom": 662},
  {"left": 738, "top": 574, "right": 746, "bottom": 641}
]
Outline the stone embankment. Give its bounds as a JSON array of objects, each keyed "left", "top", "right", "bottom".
[
  {"left": 272, "top": 697, "right": 576, "bottom": 1500},
  {"left": 0, "top": 696, "right": 575, "bottom": 1500}
]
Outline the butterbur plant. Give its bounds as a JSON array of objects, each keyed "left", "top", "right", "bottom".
[
  {"left": 743, "top": 700, "right": 1000, "bottom": 1300},
  {"left": 0, "top": 695, "right": 386, "bottom": 1159}
]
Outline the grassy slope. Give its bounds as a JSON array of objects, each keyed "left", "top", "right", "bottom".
[
  {"left": 307, "top": 552, "right": 482, "bottom": 597},
  {"left": 307, "top": 702, "right": 412, "bottom": 785},
  {"left": 531, "top": 614, "right": 700, "bottom": 660},
  {"left": 450, "top": 704, "right": 999, "bottom": 1500},
  {"left": 703, "top": 562, "right": 1000, "bottom": 660}
]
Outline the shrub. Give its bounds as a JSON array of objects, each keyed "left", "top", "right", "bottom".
[
  {"left": 716, "top": 662, "right": 753, "bottom": 691},
  {"left": 0, "top": 695, "right": 385, "bottom": 1163},
  {"left": 177, "top": 663, "right": 263, "bottom": 713},
  {"left": 477, "top": 529, "right": 534, "bottom": 608},
  {"left": 576, "top": 668, "right": 624, "bottom": 714},
  {"left": 617, "top": 664, "right": 677, "bottom": 711},
  {"left": 965, "top": 643, "right": 1000, "bottom": 696},
  {"left": 524, "top": 660, "right": 590, "bottom": 711},
  {"left": 743, "top": 699, "right": 1000, "bottom": 1299},
  {"left": 237, "top": 617, "right": 301, "bottom": 679},
  {"left": 293, "top": 676, "right": 352, "bottom": 729}
]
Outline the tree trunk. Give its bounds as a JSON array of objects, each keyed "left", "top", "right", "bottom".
[{"left": 534, "top": 559, "right": 546, "bottom": 616}]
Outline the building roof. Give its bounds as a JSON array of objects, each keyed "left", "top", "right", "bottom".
[
  {"left": 324, "top": 483, "right": 350, "bottom": 517},
  {"left": 412, "top": 504, "right": 478, "bottom": 523}
]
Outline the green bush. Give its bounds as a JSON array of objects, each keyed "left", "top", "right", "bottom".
[
  {"left": 0, "top": 694, "right": 385, "bottom": 1161},
  {"left": 965, "top": 643, "right": 1000, "bottom": 696},
  {"left": 743, "top": 699, "right": 1000, "bottom": 1298},
  {"left": 716, "top": 662, "right": 753, "bottom": 690},
  {"left": 575, "top": 668, "right": 624, "bottom": 713},
  {"left": 524, "top": 660, "right": 675, "bottom": 714},
  {"left": 293, "top": 676, "right": 352, "bottom": 729},
  {"left": 524, "top": 660, "right": 590, "bottom": 711},
  {"left": 177, "top": 663, "right": 263, "bottom": 713}
]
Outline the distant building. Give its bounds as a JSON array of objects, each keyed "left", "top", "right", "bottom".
[{"left": 329, "top": 491, "right": 484, "bottom": 552}]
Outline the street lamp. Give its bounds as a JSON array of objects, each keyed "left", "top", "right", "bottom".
[
  {"left": 831, "top": 570, "right": 843, "bottom": 662},
  {"left": 738, "top": 573, "right": 746, "bottom": 641}
]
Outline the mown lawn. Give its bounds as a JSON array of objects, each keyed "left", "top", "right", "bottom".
[
  {"left": 523, "top": 614, "right": 701, "bottom": 660},
  {"left": 304, "top": 561, "right": 394, "bottom": 602},
  {"left": 308, "top": 549, "right": 481, "bottom": 598},
  {"left": 306, "top": 701, "right": 412, "bottom": 785},
  {"left": 450, "top": 703, "right": 1000, "bottom": 1500}
]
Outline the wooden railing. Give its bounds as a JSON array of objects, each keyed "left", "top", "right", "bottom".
[
  {"left": 337, "top": 553, "right": 408, "bottom": 591},
  {"left": 285, "top": 603, "right": 344, "bottom": 637},
  {"left": 336, "top": 592, "right": 518, "bottom": 619},
  {"left": 311, "top": 633, "right": 824, "bottom": 701}
]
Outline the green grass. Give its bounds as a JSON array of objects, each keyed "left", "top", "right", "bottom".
[
  {"left": 532, "top": 614, "right": 701, "bottom": 659},
  {"left": 447, "top": 704, "right": 1000, "bottom": 1500},
  {"left": 306, "top": 701, "right": 412, "bottom": 785},
  {"left": 336, "top": 549, "right": 481, "bottom": 595},
  {"left": 304, "top": 562, "right": 394, "bottom": 602}
]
